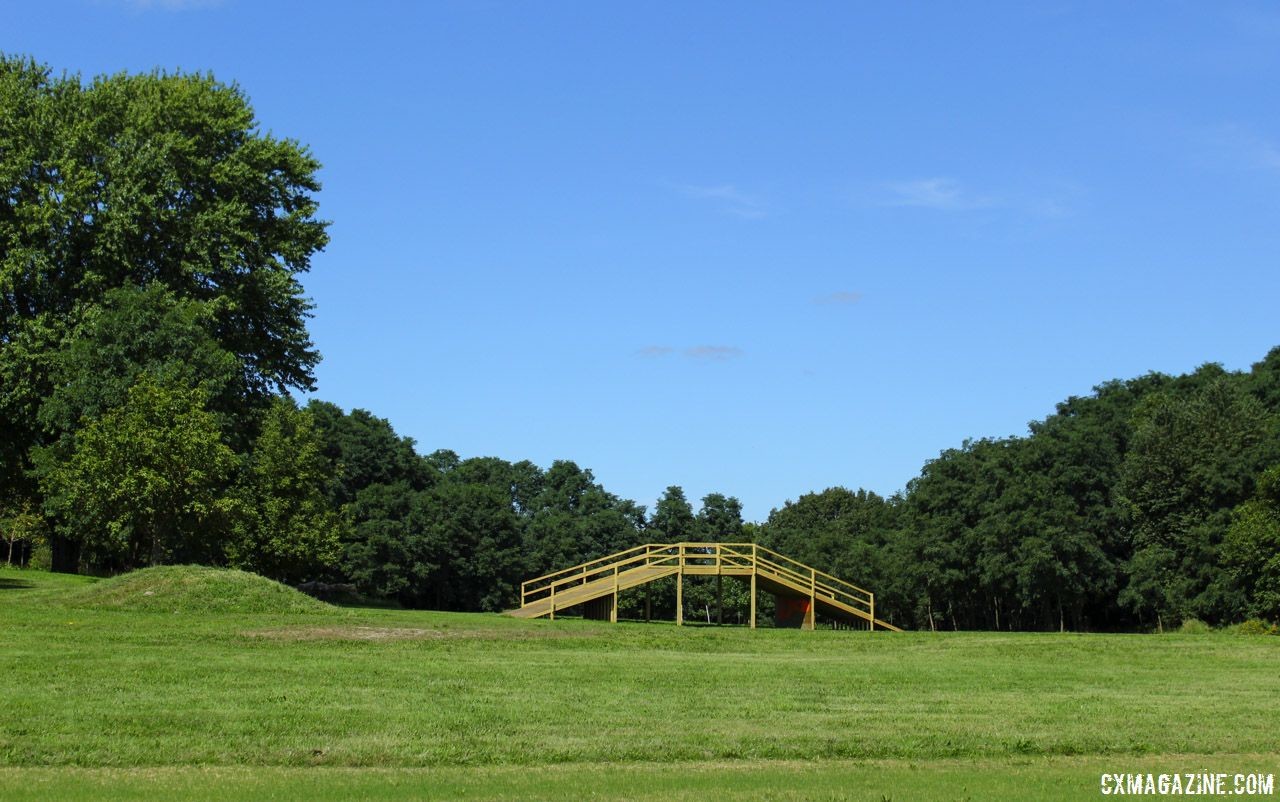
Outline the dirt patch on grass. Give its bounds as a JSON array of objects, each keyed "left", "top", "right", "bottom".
[
  {"left": 245, "top": 626, "right": 439, "bottom": 642},
  {"left": 242, "top": 625, "right": 580, "bottom": 642}
]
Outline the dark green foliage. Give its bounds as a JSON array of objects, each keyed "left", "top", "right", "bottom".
[
  {"left": 340, "top": 474, "right": 524, "bottom": 612},
  {"left": 1224, "top": 466, "right": 1280, "bottom": 622},
  {"left": 696, "top": 493, "right": 745, "bottom": 542},
  {"left": 36, "top": 375, "right": 237, "bottom": 570},
  {"left": 226, "top": 399, "right": 344, "bottom": 584},
  {"left": 414, "top": 482, "right": 522, "bottom": 611},
  {"left": 342, "top": 481, "right": 430, "bottom": 603},
  {"left": 307, "top": 400, "right": 434, "bottom": 506},
  {"left": 753, "top": 361, "right": 1279, "bottom": 632},
  {"left": 35, "top": 285, "right": 243, "bottom": 439},
  {"left": 1248, "top": 346, "right": 1280, "bottom": 410},
  {"left": 315, "top": 400, "right": 647, "bottom": 611},
  {"left": 682, "top": 492, "right": 750, "bottom": 623},
  {"left": 1118, "top": 375, "right": 1276, "bottom": 625},
  {"left": 521, "top": 460, "right": 645, "bottom": 578},
  {"left": 649, "top": 486, "right": 695, "bottom": 541},
  {"left": 762, "top": 487, "right": 895, "bottom": 579}
]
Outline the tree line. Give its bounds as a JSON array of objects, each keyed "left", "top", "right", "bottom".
[
  {"left": 3, "top": 57, "right": 1278, "bottom": 629},
  {"left": 764, "top": 358, "right": 1280, "bottom": 631}
]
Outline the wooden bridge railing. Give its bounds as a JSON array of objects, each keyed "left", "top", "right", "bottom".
[{"left": 518, "top": 542, "right": 880, "bottom": 628}]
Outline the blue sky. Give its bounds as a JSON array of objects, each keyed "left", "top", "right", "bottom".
[{"left": 11, "top": 2, "right": 1280, "bottom": 520}]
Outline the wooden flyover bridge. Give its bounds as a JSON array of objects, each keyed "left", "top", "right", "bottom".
[{"left": 508, "top": 542, "right": 902, "bottom": 631}]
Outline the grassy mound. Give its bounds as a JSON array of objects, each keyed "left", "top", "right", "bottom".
[{"left": 70, "top": 565, "right": 331, "bottom": 614}]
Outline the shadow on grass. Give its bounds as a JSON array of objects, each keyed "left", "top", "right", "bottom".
[
  {"left": 0, "top": 577, "right": 35, "bottom": 590},
  {"left": 328, "top": 596, "right": 404, "bottom": 611}
]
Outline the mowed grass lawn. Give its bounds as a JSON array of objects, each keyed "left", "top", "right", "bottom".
[{"left": 1, "top": 567, "right": 1277, "bottom": 800}]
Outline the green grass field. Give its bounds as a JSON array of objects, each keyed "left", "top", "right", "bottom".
[{"left": 2, "top": 566, "right": 1277, "bottom": 800}]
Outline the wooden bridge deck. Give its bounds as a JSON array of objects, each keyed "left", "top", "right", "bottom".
[{"left": 507, "top": 542, "right": 902, "bottom": 631}]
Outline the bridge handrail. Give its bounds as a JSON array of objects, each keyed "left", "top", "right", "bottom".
[
  {"left": 522, "top": 542, "right": 759, "bottom": 597},
  {"left": 522, "top": 544, "right": 688, "bottom": 605},
  {"left": 754, "top": 554, "right": 873, "bottom": 613},
  {"left": 521, "top": 543, "right": 658, "bottom": 594},
  {"left": 519, "top": 542, "right": 881, "bottom": 623},
  {"left": 754, "top": 544, "right": 873, "bottom": 597}
]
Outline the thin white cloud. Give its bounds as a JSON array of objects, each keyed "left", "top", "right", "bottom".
[
  {"left": 1228, "top": 7, "right": 1280, "bottom": 40},
  {"left": 1190, "top": 123, "right": 1280, "bottom": 174},
  {"left": 881, "top": 178, "right": 995, "bottom": 211},
  {"left": 1240, "top": 132, "right": 1280, "bottom": 171},
  {"left": 1027, "top": 198, "right": 1073, "bottom": 219},
  {"left": 636, "top": 345, "right": 674, "bottom": 358},
  {"left": 683, "top": 345, "right": 743, "bottom": 361},
  {"left": 635, "top": 344, "right": 745, "bottom": 361},
  {"left": 814, "top": 291, "right": 863, "bottom": 306},
  {"left": 677, "top": 184, "right": 768, "bottom": 219},
  {"left": 873, "top": 177, "right": 1077, "bottom": 219}
]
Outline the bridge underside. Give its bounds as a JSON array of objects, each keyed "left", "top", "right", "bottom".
[{"left": 508, "top": 542, "right": 902, "bottom": 632}]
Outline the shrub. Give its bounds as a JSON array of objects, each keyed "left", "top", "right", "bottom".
[
  {"left": 1234, "top": 618, "right": 1278, "bottom": 636},
  {"left": 28, "top": 544, "right": 52, "bottom": 571},
  {"left": 1178, "top": 618, "right": 1213, "bottom": 634}
]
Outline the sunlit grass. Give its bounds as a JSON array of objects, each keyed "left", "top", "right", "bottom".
[{"left": 2, "top": 566, "right": 1277, "bottom": 799}]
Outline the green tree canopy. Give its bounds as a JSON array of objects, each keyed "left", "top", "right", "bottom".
[
  {"left": 1223, "top": 466, "right": 1280, "bottom": 622},
  {"left": 1119, "top": 375, "right": 1277, "bottom": 625},
  {"left": 36, "top": 374, "right": 236, "bottom": 570},
  {"left": 1, "top": 56, "right": 329, "bottom": 568},
  {"left": 649, "top": 486, "right": 694, "bottom": 541},
  {"left": 227, "top": 398, "right": 343, "bottom": 584},
  {"left": 307, "top": 401, "right": 435, "bottom": 504},
  {"left": 696, "top": 493, "right": 744, "bottom": 542}
]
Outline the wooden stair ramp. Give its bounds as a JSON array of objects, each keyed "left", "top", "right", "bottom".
[{"left": 508, "top": 542, "right": 902, "bottom": 631}]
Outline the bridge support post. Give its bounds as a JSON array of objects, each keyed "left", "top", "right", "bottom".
[
  {"left": 645, "top": 584, "right": 651, "bottom": 622},
  {"left": 804, "top": 567, "right": 816, "bottom": 631},
  {"left": 611, "top": 567, "right": 618, "bottom": 624},
  {"left": 676, "top": 544, "right": 684, "bottom": 626},
  {"left": 870, "top": 593, "right": 875, "bottom": 631},
  {"left": 749, "top": 545, "right": 757, "bottom": 629},
  {"left": 716, "top": 575, "right": 723, "bottom": 626}
]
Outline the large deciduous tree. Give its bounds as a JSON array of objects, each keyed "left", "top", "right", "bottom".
[
  {"left": 1, "top": 56, "right": 329, "bottom": 569},
  {"left": 1118, "top": 374, "right": 1277, "bottom": 626},
  {"left": 0, "top": 57, "right": 327, "bottom": 393}
]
